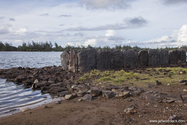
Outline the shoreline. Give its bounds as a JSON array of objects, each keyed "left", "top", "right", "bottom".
[{"left": 0, "top": 84, "right": 187, "bottom": 125}]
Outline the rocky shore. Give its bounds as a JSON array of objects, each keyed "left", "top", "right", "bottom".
[{"left": 0, "top": 64, "right": 187, "bottom": 124}]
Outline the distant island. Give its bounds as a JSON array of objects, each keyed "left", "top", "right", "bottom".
[{"left": 0, "top": 41, "right": 187, "bottom": 52}]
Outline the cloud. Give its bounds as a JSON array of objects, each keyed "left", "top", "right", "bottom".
[
  {"left": 58, "top": 15, "right": 71, "bottom": 17},
  {"left": 59, "top": 24, "right": 64, "bottom": 26},
  {"left": 162, "top": 0, "right": 187, "bottom": 5},
  {"left": 80, "top": 0, "right": 130, "bottom": 9},
  {"left": 9, "top": 18, "right": 15, "bottom": 21},
  {"left": 0, "top": 24, "right": 12, "bottom": 35},
  {"left": 66, "top": 16, "right": 147, "bottom": 31},
  {"left": 16, "top": 28, "right": 28, "bottom": 35},
  {"left": 0, "top": 29, "right": 10, "bottom": 35},
  {"left": 125, "top": 16, "right": 147, "bottom": 27},
  {"left": 40, "top": 13, "right": 49, "bottom": 16},
  {"left": 136, "top": 25, "right": 187, "bottom": 48},
  {"left": 107, "top": 36, "right": 125, "bottom": 41},
  {"left": 84, "top": 39, "right": 97, "bottom": 47},
  {"left": 74, "top": 32, "right": 84, "bottom": 37},
  {"left": 106, "top": 30, "right": 115, "bottom": 36},
  {"left": 0, "top": 17, "right": 4, "bottom": 20},
  {"left": 177, "top": 25, "right": 187, "bottom": 45},
  {"left": 66, "top": 42, "right": 74, "bottom": 46}
]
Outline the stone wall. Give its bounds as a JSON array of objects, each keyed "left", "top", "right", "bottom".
[{"left": 60, "top": 48, "right": 186, "bottom": 73}]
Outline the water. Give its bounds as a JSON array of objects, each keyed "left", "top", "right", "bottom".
[
  {"left": 0, "top": 51, "right": 62, "bottom": 69},
  {"left": 0, "top": 52, "right": 63, "bottom": 117}
]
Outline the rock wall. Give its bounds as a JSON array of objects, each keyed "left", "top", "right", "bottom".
[{"left": 61, "top": 49, "right": 186, "bottom": 73}]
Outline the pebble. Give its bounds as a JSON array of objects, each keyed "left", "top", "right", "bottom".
[
  {"left": 20, "top": 107, "right": 30, "bottom": 112},
  {"left": 183, "top": 89, "right": 187, "bottom": 92},
  {"left": 56, "top": 100, "right": 61, "bottom": 104}
]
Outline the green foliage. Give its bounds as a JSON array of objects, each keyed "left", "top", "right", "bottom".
[
  {"left": 0, "top": 41, "right": 187, "bottom": 51},
  {"left": 99, "top": 77, "right": 112, "bottom": 81}
]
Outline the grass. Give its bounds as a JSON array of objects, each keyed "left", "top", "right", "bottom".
[{"left": 77, "top": 67, "right": 187, "bottom": 87}]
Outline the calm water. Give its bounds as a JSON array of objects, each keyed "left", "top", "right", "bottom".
[{"left": 0, "top": 52, "right": 63, "bottom": 117}]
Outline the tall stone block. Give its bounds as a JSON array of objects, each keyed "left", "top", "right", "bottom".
[
  {"left": 69, "top": 49, "right": 78, "bottom": 72},
  {"left": 169, "top": 49, "right": 186, "bottom": 64},
  {"left": 110, "top": 50, "right": 124, "bottom": 70},
  {"left": 138, "top": 50, "right": 148, "bottom": 67},
  {"left": 148, "top": 49, "right": 160, "bottom": 67},
  {"left": 179, "top": 49, "right": 186, "bottom": 63},
  {"left": 159, "top": 49, "right": 169, "bottom": 66},
  {"left": 123, "top": 49, "right": 138, "bottom": 69},
  {"left": 60, "top": 51, "right": 70, "bottom": 71},
  {"left": 97, "top": 50, "right": 111, "bottom": 70},
  {"left": 78, "top": 48, "right": 97, "bottom": 73}
]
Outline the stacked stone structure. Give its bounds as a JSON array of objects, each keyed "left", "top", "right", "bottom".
[{"left": 61, "top": 48, "right": 186, "bottom": 73}]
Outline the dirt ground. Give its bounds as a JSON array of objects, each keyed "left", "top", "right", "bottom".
[{"left": 0, "top": 84, "right": 187, "bottom": 125}]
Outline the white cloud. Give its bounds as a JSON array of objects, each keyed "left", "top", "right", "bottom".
[
  {"left": 84, "top": 39, "right": 97, "bottom": 47},
  {"left": 66, "top": 42, "right": 74, "bottom": 46},
  {"left": 141, "top": 25, "right": 187, "bottom": 48},
  {"left": 16, "top": 28, "right": 28, "bottom": 35},
  {"left": 80, "top": 0, "right": 130, "bottom": 9},
  {"left": 177, "top": 25, "right": 187, "bottom": 45},
  {"left": 106, "top": 30, "right": 115, "bottom": 37},
  {"left": 13, "top": 40, "right": 22, "bottom": 43}
]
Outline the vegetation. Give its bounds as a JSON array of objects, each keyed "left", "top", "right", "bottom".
[
  {"left": 0, "top": 41, "right": 187, "bottom": 51},
  {"left": 78, "top": 67, "right": 187, "bottom": 87}
]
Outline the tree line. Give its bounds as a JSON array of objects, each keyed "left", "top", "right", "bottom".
[{"left": 0, "top": 41, "right": 187, "bottom": 52}]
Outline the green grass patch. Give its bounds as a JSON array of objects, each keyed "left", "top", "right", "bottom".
[{"left": 77, "top": 67, "right": 187, "bottom": 87}]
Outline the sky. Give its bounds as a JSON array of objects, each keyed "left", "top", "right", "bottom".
[{"left": 0, "top": 0, "right": 187, "bottom": 48}]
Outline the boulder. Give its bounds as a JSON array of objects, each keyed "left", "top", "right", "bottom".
[
  {"left": 97, "top": 50, "right": 111, "bottom": 70},
  {"left": 60, "top": 51, "right": 70, "bottom": 71},
  {"left": 138, "top": 50, "right": 148, "bottom": 67},
  {"left": 115, "top": 91, "right": 130, "bottom": 98},
  {"left": 78, "top": 48, "right": 97, "bottom": 72},
  {"left": 77, "top": 91, "right": 86, "bottom": 97},
  {"left": 69, "top": 49, "right": 78, "bottom": 72},
  {"left": 148, "top": 49, "right": 160, "bottom": 67},
  {"left": 49, "top": 87, "right": 68, "bottom": 94},
  {"left": 102, "top": 90, "right": 115, "bottom": 98},
  {"left": 91, "top": 89, "right": 101, "bottom": 97},
  {"left": 57, "top": 91, "right": 71, "bottom": 97},
  {"left": 81, "top": 94, "right": 93, "bottom": 101},
  {"left": 32, "top": 82, "right": 46, "bottom": 89},
  {"left": 110, "top": 50, "right": 124, "bottom": 70},
  {"left": 123, "top": 49, "right": 138, "bottom": 69},
  {"left": 14, "top": 75, "right": 27, "bottom": 82},
  {"left": 71, "top": 85, "right": 89, "bottom": 93},
  {"left": 65, "top": 93, "right": 77, "bottom": 100}
]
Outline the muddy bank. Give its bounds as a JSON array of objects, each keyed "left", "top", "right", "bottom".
[{"left": 0, "top": 84, "right": 187, "bottom": 125}]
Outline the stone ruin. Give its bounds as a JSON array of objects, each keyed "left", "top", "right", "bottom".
[{"left": 60, "top": 48, "right": 187, "bottom": 73}]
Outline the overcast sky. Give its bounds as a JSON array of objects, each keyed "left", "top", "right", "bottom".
[{"left": 0, "top": 0, "right": 187, "bottom": 48}]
